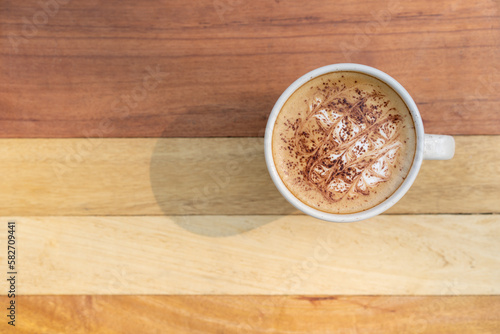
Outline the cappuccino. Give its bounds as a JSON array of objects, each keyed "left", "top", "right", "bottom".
[{"left": 272, "top": 71, "right": 416, "bottom": 214}]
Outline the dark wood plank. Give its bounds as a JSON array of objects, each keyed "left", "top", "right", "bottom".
[
  {"left": 3, "top": 296, "right": 499, "bottom": 333},
  {"left": 0, "top": 0, "right": 498, "bottom": 137}
]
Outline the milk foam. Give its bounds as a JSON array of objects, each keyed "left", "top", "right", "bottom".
[{"left": 272, "top": 71, "right": 416, "bottom": 214}]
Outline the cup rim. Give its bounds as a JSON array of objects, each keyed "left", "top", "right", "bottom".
[{"left": 264, "top": 63, "right": 425, "bottom": 222}]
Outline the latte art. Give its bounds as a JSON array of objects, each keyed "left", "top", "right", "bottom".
[
  {"left": 272, "top": 71, "right": 416, "bottom": 214},
  {"left": 297, "top": 86, "right": 402, "bottom": 202}
]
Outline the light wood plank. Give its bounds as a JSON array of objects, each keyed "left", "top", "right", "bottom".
[
  {"left": 1, "top": 0, "right": 499, "bottom": 137},
  {"left": 0, "top": 215, "right": 498, "bottom": 295},
  {"left": 0, "top": 136, "right": 498, "bottom": 215},
  {"left": 2, "top": 295, "right": 499, "bottom": 333}
]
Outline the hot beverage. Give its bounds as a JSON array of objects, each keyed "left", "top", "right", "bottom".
[{"left": 271, "top": 71, "right": 416, "bottom": 214}]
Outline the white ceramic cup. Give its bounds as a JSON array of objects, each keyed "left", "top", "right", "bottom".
[{"left": 264, "top": 63, "right": 455, "bottom": 222}]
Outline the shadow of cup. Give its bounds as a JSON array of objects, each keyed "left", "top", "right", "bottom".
[{"left": 149, "top": 134, "right": 298, "bottom": 237}]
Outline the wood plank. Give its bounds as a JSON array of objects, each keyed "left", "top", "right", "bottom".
[
  {"left": 1, "top": 215, "right": 499, "bottom": 295},
  {"left": 1, "top": 0, "right": 499, "bottom": 137},
  {"left": 0, "top": 136, "right": 498, "bottom": 215},
  {"left": 2, "top": 296, "right": 499, "bottom": 333}
]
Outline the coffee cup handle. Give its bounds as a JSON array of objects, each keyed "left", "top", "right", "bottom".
[{"left": 423, "top": 134, "right": 455, "bottom": 160}]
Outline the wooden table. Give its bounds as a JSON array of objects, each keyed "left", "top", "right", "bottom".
[{"left": 1, "top": 0, "right": 499, "bottom": 332}]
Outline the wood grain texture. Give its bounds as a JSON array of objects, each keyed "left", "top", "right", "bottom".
[
  {"left": 2, "top": 296, "right": 500, "bottom": 333},
  {"left": 0, "top": 136, "right": 498, "bottom": 215},
  {"left": 1, "top": 215, "right": 499, "bottom": 295},
  {"left": 1, "top": 0, "right": 499, "bottom": 137}
]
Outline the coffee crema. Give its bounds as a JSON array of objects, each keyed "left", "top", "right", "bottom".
[{"left": 272, "top": 71, "right": 416, "bottom": 214}]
